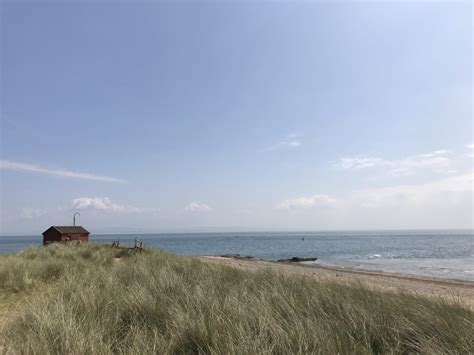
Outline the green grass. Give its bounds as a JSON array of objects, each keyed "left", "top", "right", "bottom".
[{"left": 0, "top": 244, "right": 472, "bottom": 354}]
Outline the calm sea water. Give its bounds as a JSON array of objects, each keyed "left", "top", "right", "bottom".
[{"left": 1, "top": 230, "right": 473, "bottom": 281}]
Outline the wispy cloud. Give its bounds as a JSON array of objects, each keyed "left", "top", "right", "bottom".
[
  {"left": 71, "top": 197, "right": 157, "bottom": 214},
  {"left": 0, "top": 160, "right": 125, "bottom": 183},
  {"left": 277, "top": 171, "right": 473, "bottom": 212},
  {"left": 274, "top": 172, "right": 473, "bottom": 228},
  {"left": 276, "top": 194, "right": 336, "bottom": 210},
  {"left": 184, "top": 202, "right": 212, "bottom": 212},
  {"left": 337, "top": 150, "right": 451, "bottom": 176},
  {"left": 263, "top": 133, "right": 301, "bottom": 152},
  {"left": 351, "top": 172, "right": 474, "bottom": 209},
  {"left": 467, "top": 144, "right": 474, "bottom": 158},
  {"left": 20, "top": 208, "right": 48, "bottom": 219}
]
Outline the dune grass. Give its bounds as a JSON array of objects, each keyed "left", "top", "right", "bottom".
[{"left": 0, "top": 244, "right": 472, "bottom": 354}]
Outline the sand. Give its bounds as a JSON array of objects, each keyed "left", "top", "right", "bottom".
[{"left": 195, "top": 256, "right": 474, "bottom": 309}]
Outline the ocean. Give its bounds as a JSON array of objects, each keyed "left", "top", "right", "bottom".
[{"left": 1, "top": 230, "right": 473, "bottom": 281}]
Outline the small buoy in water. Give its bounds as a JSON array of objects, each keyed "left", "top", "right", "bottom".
[{"left": 302, "top": 237, "right": 305, "bottom": 241}]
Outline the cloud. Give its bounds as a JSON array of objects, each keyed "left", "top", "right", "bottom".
[
  {"left": 274, "top": 172, "right": 473, "bottom": 228},
  {"left": 0, "top": 160, "right": 125, "bottom": 183},
  {"left": 20, "top": 208, "right": 48, "bottom": 219},
  {"left": 467, "top": 144, "right": 474, "bottom": 158},
  {"left": 276, "top": 194, "right": 336, "bottom": 210},
  {"left": 351, "top": 172, "right": 473, "bottom": 210},
  {"left": 263, "top": 134, "right": 302, "bottom": 151},
  {"left": 184, "top": 202, "right": 212, "bottom": 212},
  {"left": 339, "top": 172, "right": 474, "bottom": 229},
  {"left": 71, "top": 197, "right": 156, "bottom": 214},
  {"left": 339, "top": 157, "right": 388, "bottom": 169},
  {"left": 337, "top": 150, "right": 451, "bottom": 176}
]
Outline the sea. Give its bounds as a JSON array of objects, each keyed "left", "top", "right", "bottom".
[{"left": 1, "top": 230, "right": 473, "bottom": 281}]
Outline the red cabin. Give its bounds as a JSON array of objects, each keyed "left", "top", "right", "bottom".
[{"left": 42, "top": 226, "right": 90, "bottom": 245}]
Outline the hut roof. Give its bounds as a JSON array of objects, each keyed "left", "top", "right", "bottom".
[{"left": 43, "top": 226, "right": 90, "bottom": 235}]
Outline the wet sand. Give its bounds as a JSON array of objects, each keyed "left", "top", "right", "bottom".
[{"left": 196, "top": 256, "right": 474, "bottom": 309}]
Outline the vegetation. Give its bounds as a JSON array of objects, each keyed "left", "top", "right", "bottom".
[{"left": 0, "top": 244, "right": 472, "bottom": 354}]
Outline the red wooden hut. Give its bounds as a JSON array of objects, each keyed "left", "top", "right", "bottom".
[{"left": 42, "top": 226, "right": 90, "bottom": 245}]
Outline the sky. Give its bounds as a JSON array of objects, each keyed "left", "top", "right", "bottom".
[{"left": 1, "top": 1, "right": 473, "bottom": 235}]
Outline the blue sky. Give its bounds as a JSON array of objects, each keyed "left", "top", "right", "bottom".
[{"left": 1, "top": 1, "right": 472, "bottom": 234}]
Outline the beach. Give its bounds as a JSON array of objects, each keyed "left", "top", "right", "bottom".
[
  {"left": 1, "top": 244, "right": 473, "bottom": 353},
  {"left": 3, "top": 2, "right": 473, "bottom": 353},
  {"left": 197, "top": 256, "right": 474, "bottom": 308}
]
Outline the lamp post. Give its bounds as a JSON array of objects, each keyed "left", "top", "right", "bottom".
[{"left": 73, "top": 212, "right": 80, "bottom": 226}]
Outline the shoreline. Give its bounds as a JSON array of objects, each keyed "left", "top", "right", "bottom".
[{"left": 196, "top": 255, "right": 474, "bottom": 308}]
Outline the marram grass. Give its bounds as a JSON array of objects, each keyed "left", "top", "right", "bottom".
[{"left": 0, "top": 244, "right": 472, "bottom": 354}]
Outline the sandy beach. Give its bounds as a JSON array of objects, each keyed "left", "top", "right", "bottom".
[{"left": 196, "top": 256, "right": 474, "bottom": 309}]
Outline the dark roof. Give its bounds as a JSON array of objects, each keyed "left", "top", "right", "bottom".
[{"left": 43, "top": 226, "right": 90, "bottom": 235}]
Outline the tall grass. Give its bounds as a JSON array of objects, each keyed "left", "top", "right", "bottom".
[{"left": 1, "top": 244, "right": 472, "bottom": 354}]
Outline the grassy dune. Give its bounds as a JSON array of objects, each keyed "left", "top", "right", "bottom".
[{"left": 0, "top": 244, "right": 473, "bottom": 354}]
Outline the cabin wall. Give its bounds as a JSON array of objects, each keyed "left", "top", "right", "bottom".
[
  {"left": 43, "top": 229, "right": 62, "bottom": 245},
  {"left": 59, "top": 233, "right": 89, "bottom": 242},
  {"left": 43, "top": 231, "right": 89, "bottom": 245}
]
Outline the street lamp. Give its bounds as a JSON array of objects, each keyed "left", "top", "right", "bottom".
[{"left": 73, "top": 212, "right": 80, "bottom": 226}]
